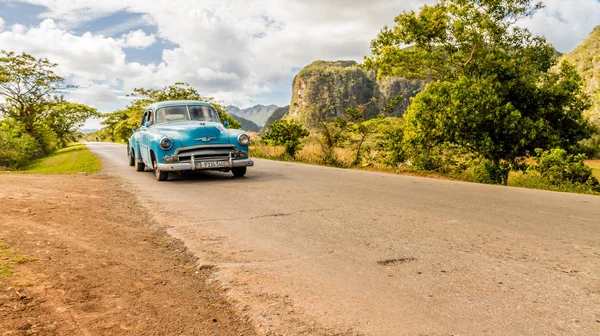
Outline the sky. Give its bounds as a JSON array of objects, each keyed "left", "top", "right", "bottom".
[{"left": 1, "top": 0, "right": 600, "bottom": 129}]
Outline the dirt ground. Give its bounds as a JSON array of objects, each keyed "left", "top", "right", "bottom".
[{"left": 0, "top": 174, "right": 257, "bottom": 336}]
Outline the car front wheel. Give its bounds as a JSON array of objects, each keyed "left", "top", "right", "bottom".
[
  {"left": 135, "top": 150, "right": 145, "bottom": 172},
  {"left": 153, "top": 157, "right": 168, "bottom": 181},
  {"left": 128, "top": 147, "right": 135, "bottom": 166},
  {"left": 232, "top": 167, "right": 246, "bottom": 177}
]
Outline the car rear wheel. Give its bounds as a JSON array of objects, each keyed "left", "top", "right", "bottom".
[
  {"left": 232, "top": 167, "right": 246, "bottom": 177},
  {"left": 153, "top": 157, "right": 168, "bottom": 181},
  {"left": 135, "top": 151, "right": 145, "bottom": 172}
]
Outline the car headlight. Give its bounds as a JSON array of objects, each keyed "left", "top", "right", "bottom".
[
  {"left": 159, "top": 137, "right": 173, "bottom": 150},
  {"left": 237, "top": 134, "right": 250, "bottom": 146}
]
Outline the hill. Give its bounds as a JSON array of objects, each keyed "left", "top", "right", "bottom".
[
  {"left": 288, "top": 60, "right": 423, "bottom": 125},
  {"left": 226, "top": 105, "right": 279, "bottom": 127},
  {"left": 561, "top": 25, "right": 600, "bottom": 121},
  {"left": 228, "top": 114, "right": 260, "bottom": 133}
]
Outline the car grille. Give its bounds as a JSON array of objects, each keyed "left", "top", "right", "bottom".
[{"left": 175, "top": 145, "right": 237, "bottom": 162}]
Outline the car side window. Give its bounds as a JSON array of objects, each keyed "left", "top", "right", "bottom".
[
  {"left": 148, "top": 110, "right": 154, "bottom": 125},
  {"left": 140, "top": 111, "right": 148, "bottom": 127}
]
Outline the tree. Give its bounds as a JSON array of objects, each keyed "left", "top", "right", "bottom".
[
  {"left": 45, "top": 100, "right": 100, "bottom": 146},
  {"left": 365, "top": 0, "right": 594, "bottom": 184},
  {"left": 103, "top": 83, "right": 241, "bottom": 142},
  {"left": 346, "top": 105, "right": 391, "bottom": 166},
  {"left": 0, "top": 51, "right": 68, "bottom": 132},
  {"left": 262, "top": 119, "right": 309, "bottom": 158}
]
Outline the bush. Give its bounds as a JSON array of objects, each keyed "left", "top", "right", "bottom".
[
  {"left": 262, "top": 119, "right": 309, "bottom": 158},
  {"left": 379, "top": 126, "right": 406, "bottom": 167},
  {"left": 0, "top": 119, "right": 42, "bottom": 169},
  {"left": 454, "top": 157, "right": 511, "bottom": 185},
  {"left": 0, "top": 118, "right": 59, "bottom": 169},
  {"left": 528, "top": 148, "right": 599, "bottom": 191}
]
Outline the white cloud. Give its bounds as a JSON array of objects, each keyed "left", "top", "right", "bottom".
[
  {"left": 97, "top": 14, "right": 155, "bottom": 37},
  {"left": 0, "top": 17, "right": 4, "bottom": 32},
  {"left": 118, "top": 29, "right": 155, "bottom": 49},
  {"left": 2, "top": 0, "right": 600, "bottom": 111},
  {"left": 521, "top": 0, "right": 600, "bottom": 52},
  {"left": 0, "top": 19, "right": 153, "bottom": 83}
]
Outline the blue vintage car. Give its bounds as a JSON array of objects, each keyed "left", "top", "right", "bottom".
[{"left": 127, "top": 100, "right": 254, "bottom": 181}]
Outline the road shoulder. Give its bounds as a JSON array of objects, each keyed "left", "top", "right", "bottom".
[{"left": 0, "top": 174, "right": 256, "bottom": 335}]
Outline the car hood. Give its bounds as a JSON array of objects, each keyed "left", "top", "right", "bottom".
[{"left": 151, "top": 121, "right": 231, "bottom": 147}]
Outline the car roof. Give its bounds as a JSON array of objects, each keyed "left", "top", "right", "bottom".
[{"left": 146, "top": 100, "right": 214, "bottom": 110}]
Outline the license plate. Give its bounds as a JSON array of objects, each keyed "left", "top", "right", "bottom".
[{"left": 197, "top": 161, "right": 227, "bottom": 169}]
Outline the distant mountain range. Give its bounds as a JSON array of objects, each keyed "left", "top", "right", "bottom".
[
  {"left": 226, "top": 104, "right": 279, "bottom": 127},
  {"left": 260, "top": 106, "right": 290, "bottom": 134},
  {"left": 229, "top": 114, "right": 261, "bottom": 133},
  {"left": 79, "top": 128, "right": 100, "bottom": 134}
]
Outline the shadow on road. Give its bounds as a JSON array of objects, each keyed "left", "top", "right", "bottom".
[{"left": 159, "top": 168, "right": 289, "bottom": 184}]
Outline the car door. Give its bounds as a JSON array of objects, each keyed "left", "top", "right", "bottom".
[
  {"left": 131, "top": 111, "right": 146, "bottom": 159},
  {"left": 139, "top": 110, "right": 152, "bottom": 165}
]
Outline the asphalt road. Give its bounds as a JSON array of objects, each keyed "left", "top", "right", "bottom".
[{"left": 87, "top": 142, "right": 600, "bottom": 336}]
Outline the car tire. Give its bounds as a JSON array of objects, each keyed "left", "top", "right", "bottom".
[
  {"left": 128, "top": 147, "right": 135, "bottom": 166},
  {"left": 232, "top": 167, "right": 246, "bottom": 177},
  {"left": 153, "top": 157, "right": 168, "bottom": 181},
  {"left": 135, "top": 151, "right": 145, "bottom": 172}
]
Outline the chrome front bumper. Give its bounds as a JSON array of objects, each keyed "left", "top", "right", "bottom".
[{"left": 157, "top": 158, "right": 254, "bottom": 172}]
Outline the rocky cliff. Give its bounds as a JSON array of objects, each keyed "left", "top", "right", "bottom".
[
  {"left": 561, "top": 25, "right": 600, "bottom": 121},
  {"left": 288, "top": 60, "right": 423, "bottom": 125}
]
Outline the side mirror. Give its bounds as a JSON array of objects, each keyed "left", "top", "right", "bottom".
[
  {"left": 223, "top": 121, "right": 229, "bottom": 127},
  {"left": 132, "top": 127, "right": 137, "bottom": 133},
  {"left": 144, "top": 121, "right": 150, "bottom": 128}
]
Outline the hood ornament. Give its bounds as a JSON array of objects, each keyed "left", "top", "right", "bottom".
[{"left": 196, "top": 137, "right": 217, "bottom": 142}]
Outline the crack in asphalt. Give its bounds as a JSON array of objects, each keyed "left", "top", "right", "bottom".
[{"left": 249, "top": 208, "right": 334, "bottom": 220}]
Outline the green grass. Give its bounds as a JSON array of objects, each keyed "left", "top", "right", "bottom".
[
  {"left": 13, "top": 143, "right": 101, "bottom": 174},
  {"left": 509, "top": 171, "right": 600, "bottom": 195},
  {"left": 0, "top": 242, "right": 36, "bottom": 278}
]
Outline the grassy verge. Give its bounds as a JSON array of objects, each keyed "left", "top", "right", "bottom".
[
  {"left": 4, "top": 143, "right": 102, "bottom": 174},
  {"left": 509, "top": 171, "right": 600, "bottom": 195},
  {"left": 251, "top": 143, "right": 600, "bottom": 195}
]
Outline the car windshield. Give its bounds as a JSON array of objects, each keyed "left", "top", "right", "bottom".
[
  {"left": 156, "top": 106, "right": 188, "bottom": 124},
  {"left": 188, "top": 105, "right": 220, "bottom": 122},
  {"left": 155, "top": 105, "right": 220, "bottom": 124}
]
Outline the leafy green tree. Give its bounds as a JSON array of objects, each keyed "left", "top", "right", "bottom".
[
  {"left": 0, "top": 51, "right": 68, "bottom": 132},
  {"left": 366, "top": 0, "right": 594, "bottom": 184},
  {"left": 262, "top": 119, "right": 309, "bottom": 157},
  {"left": 103, "top": 82, "right": 241, "bottom": 142},
  {"left": 45, "top": 100, "right": 100, "bottom": 146}
]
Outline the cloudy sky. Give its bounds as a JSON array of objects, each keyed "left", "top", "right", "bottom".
[{"left": 1, "top": 0, "right": 599, "bottom": 129}]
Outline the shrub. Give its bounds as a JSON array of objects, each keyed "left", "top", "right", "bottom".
[
  {"left": 0, "top": 119, "right": 42, "bottom": 169},
  {"left": 528, "top": 148, "right": 599, "bottom": 191},
  {"left": 379, "top": 125, "right": 406, "bottom": 167},
  {"left": 262, "top": 119, "right": 310, "bottom": 158}
]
